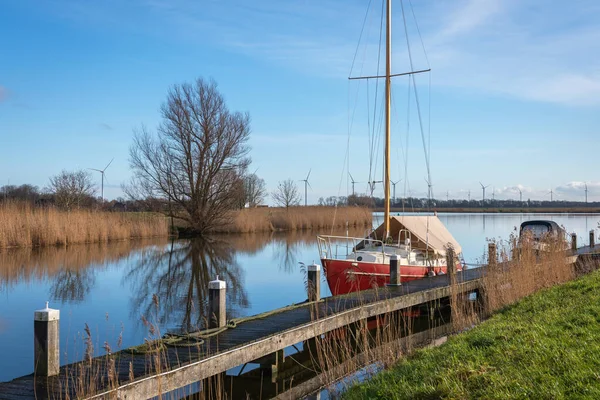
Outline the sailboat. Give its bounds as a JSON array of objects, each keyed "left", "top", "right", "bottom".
[{"left": 316, "top": 0, "right": 463, "bottom": 296}]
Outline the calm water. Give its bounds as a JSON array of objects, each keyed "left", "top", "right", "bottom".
[{"left": 0, "top": 212, "right": 598, "bottom": 382}]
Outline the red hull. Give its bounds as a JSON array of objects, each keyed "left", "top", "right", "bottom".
[{"left": 322, "top": 258, "right": 461, "bottom": 295}]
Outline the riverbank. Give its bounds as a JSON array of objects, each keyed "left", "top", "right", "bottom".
[
  {"left": 344, "top": 269, "right": 600, "bottom": 399},
  {"left": 379, "top": 207, "right": 600, "bottom": 213},
  {"left": 0, "top": 203, "right": 169, "bottom": 249},
  {"left": 205, "top": 206, "right": 372, "bottom": 233}
]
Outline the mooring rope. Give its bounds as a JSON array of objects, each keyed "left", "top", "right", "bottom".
[{"left": 124, "top": 299, "right": 326, "bottom": 355}]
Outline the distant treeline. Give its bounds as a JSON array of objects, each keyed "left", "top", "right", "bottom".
[
  {"left": 321, "top": 194, "right": 600, "bottom": 209},
  {"left": 0, "top": 183, "right": 144, "bottom": 211}
]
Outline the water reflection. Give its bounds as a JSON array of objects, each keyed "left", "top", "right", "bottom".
[
  {"left": 124, "top": 238, "right": 249, "bottom": 333},
  {"left": 0, "top": 239, "right": 168, "bottom": 296},
  {"left": 49, "top": 268, "right": 95, "bottom": 302}
]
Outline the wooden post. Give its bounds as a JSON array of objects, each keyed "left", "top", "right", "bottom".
[
  {"left": 571, "top": 233, "right": 577, "bottom": 251},
  {"left": 208, "top": 276, "right": 226, "bottom": 329},
  {"left": 446, "top": 247, "right": 456, "bottom": 275},
  {"left": 34, "top": 302, "right": 60, "bottom": 377},
  {"left": 488, "top": 243, "right": 497, "bottom": 267},
  {"left": 271, "top": 349, "right": 285, "bottom": 383},
  {"left": 590, "top": 230, "right": 595, "bottom": 248},
  {"left": 387, "top": 254, "right": 401, "bottom": 286},
  {"left": 307, "top": 264, "right": 321, "bottom": 302}
]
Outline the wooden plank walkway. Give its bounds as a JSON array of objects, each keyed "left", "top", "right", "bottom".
[{"left": 0, "top": 268, "right": 484, "bottom": 400}]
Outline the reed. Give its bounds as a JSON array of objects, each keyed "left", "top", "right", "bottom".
[
  {"left": 0, "top": 202, "right": 169, "bottom": 249},
  {"left": 481, "top": 231, "right": 574, "bottom": 315},
  {"left": 213, "top": 206, "right": 372, "bottom": 233}
]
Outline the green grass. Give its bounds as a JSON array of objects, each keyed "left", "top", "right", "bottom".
[{"left": 343, "top": 270, "right": 600, "bottom": 399}]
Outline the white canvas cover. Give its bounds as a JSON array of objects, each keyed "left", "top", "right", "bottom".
[{"left": 372, "top": 215, "right": 462, "bottom": 256}]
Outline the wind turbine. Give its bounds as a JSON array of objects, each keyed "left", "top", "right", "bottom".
[
  {"left": 491, "top": 187, "right": 495, "bottom": 201},
  {"left": 300, "top": 169, "right": 312, "bottom": 206},
  {"left": 468, "top": 190, "right": 471, "bottom": 202},
  {"left": 585, "top": 182, "right": 588, "bottom": 203},
  {"left": 349, "top": 173, "right": 361, "bottom": 196},
  {"left": 390, "top": 179, "right": 401, "bottom": 206},
  {"left": 548, "top": 189, "right": 554, "bottom": 202},
  {"left": 88, "top": 158, "right": 113, "bottom": 202},
  {"left": 518, "top": 187, "right": 523, "bottom": 202},
  {"left": 479, "top": 182, "right": 490, "bottom": 205},
  {"left": 446, "top": 190, "right": 449, "bottom": 201}
]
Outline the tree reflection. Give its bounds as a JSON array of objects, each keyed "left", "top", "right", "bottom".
[
  {"left": 124, "top": 238, "right": 249, "bottom": 333},
  {"left": 49, "top": 268, "right": 95, "bottom": 303},
  {"left": 272, "top": 235, "right": 302, "bottom": 273}
]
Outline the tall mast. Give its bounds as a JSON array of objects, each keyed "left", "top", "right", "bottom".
[{"left": 384, "top": 0, "right": 392, "bottom": 237}]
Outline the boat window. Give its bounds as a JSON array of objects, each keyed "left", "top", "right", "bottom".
[
  {"left": 357, "top": 256, "right": 363, "bottom": 261},
  {"left": 522, "top": 224, "right": 550, "bottom": 239}
]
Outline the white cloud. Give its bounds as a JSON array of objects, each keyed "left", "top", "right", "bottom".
[{"left": 556, "top": 181, "right": 600, "bottom": 199}]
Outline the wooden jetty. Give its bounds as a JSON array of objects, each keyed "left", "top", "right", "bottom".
[{"left": 1, "top": 240, "right": 599, "bottom": 400}]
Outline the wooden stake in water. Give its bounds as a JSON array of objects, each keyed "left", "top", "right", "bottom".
[
  {"left": 488, "top": 243, "right": 497, "bottom": 267},
  {"left": 34, "top": 301, "right": 60, "bottom": 377},
  {"left": 307, "top": 264, "right": 321, "bottom": 302},
  {"left": 208, "top": 276, "right": 226, "bottom": 328},
  {"left": 388, "top": 254, "right": 401, "bottom": 286},
  {"left": 571, "top": 233, "right": 577, "bottom": 251},
  {"left": 590, "top": 230, "right": 595, "bottom": 248}
]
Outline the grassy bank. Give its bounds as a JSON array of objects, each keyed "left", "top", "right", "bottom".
[
  {"left": 0, "top": 202, "right": 169, "bottom": 249},
  {"left": 344, "top": 269, "right": 600, "bottom": 399},
  {"left": 210, "top": 206, "right": 372, "bottom": 233}
]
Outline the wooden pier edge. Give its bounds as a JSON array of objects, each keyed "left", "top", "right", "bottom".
[{"left": 86, "top": 279, "right": 481, "bottom": 399}]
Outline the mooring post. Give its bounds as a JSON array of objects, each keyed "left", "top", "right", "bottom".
[
  {"left": 34, "top": 301, "right": 60, "bottom": 377},
  {"left": 571, "top": 233, "right": 577, "bottom": 251},
  {"left": 307, "top": 264, "right": 321, "bottom": 302},
  {"left": 488, "top": 243, "right": 497, "bottom": 267},
  {"left": 208, "top": 275, "right": 226, "bottom": 329},
  {"left": 590, "top": 230, "right": 595, "bottom": 248},
  {"left": 387, "top": 254, "right": 401, "bottom": 286},
  {"left": 271, "top": 349, "right": 285, "bottom": 383},
  {"left": 446, "top": 247, "right": 456, "bottom": 275}
]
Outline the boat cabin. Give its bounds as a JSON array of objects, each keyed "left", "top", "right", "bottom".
[{"left": 519, "top": 220, "right": 565, "bottom": 241}]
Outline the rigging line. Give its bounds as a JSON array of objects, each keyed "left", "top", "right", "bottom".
[
  {"left": 403, "top": 75, "right": 411, "bottom": 213},
  {"left": 348, "top": 0, "right": 374, "bottom": 78},
  {"left": 408, "top": 0, "right": 430, "bottom": 68},
  {"left": 369, "top": 0, "right": 385, "bottom": 189},
  {"left": 401, "top": 0, "right": 431, "bottom": 257},
  {"left": 390, "top": 87, "right": 407, "bottom": 184},
  {"left": 400, "top": 0, "right": 431, "bottom": 201},
  {"left": 407, "top": 0, "right": 433, "bottom": 169},
  {"left": 428, "top": 71, "right": 432, "bottom": 171}
]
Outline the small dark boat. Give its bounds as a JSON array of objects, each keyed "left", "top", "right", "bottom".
[
  {"left": 519, "top": 220, "right": 568, "bottom": 253},
  {"left": 519, "top": 220, "right": 565, "bottom": 241}
]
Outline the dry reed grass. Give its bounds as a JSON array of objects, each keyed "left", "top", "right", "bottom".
[
  {"left": 212, "top": 206, "right": 372, "bottom": 233},
  {"left": 482, "top": 231, "right": 574, "bottom": 314},
  {"left": 0, "top": 202, "right": 169, "bottom": 249}
]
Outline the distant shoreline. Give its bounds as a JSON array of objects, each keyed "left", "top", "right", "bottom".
[{"left": 374, "top": 207, "right": 600, "bottom": 214}]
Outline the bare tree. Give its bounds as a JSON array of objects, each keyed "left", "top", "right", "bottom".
[
  {"left": 245, "top": 173, "right": 266, "bottom": 207},
  {"left": 127, "top": 77, "right": 251, "bottom": 234},
  {"left": 272, "top": 179, "right": 301, "bottom": 208},
  {"left": 47, "top": 170, "right": 96, "bottom": 210}
]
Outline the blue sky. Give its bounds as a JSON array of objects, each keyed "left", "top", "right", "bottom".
[{"left": 0, "top": 0, "right": 599, "bottom": 203}]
